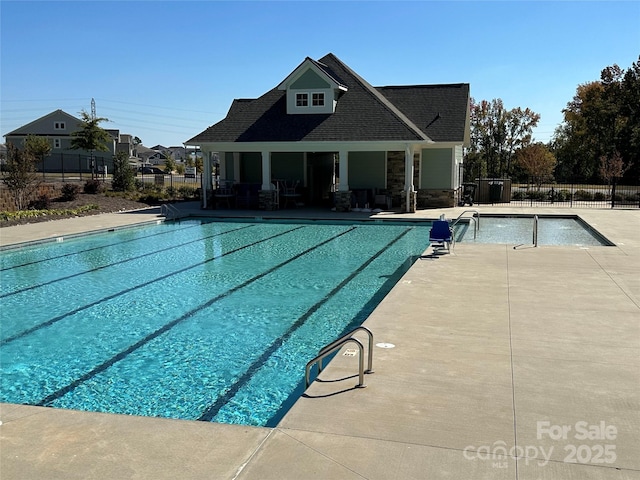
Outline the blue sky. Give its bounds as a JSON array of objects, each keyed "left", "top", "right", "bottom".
[{"left": 2, "top": 1, "right": 639, "bottom": 148}]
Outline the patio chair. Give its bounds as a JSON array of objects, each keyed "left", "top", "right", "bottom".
[
  {"left": 281, "top": 180, "right": 301, "bottom": 208},
  {"left": 429, "top": 219, "right": 454, "bottom": 253}
]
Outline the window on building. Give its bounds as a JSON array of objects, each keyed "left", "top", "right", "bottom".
[
  {"left": 54, "top": 139, "right": 61, "bottom": 148},
  {"left": 54, "top": 122, "right": 66, "bottom": 130},
  {"left": 312, "top": 93, "right": 325, "bottom": 107},
  {"left": 296, "top": 93, "right": 308, "bottom": 107}
]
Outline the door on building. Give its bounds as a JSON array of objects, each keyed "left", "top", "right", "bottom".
[{"left": 306, "top": 152, "right": 336, "bottom": 207}]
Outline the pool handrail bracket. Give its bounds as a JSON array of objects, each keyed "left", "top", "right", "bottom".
[
  {"left": 305, "top": 326, "right": 374, "bottom": 389},
  {"left": 451, "top": 209, "right": 480, "bottom": 239}
]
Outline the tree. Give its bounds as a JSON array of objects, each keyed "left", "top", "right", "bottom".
[
  {"left": 112, "top": 151, "right": 136, "bottom": 192},
  {"left": 24, "top": 135, "right": 52, "bottom": 178},
  {"left": 163, "top": 151, "right": 176, "bottom": 174},
  {"left": 515, "top": 143, "right": 556, "bottom": 188},
  {"left": 599, "top": 150, "right": 629, "bottom": 205},
  {"left": 465, "top": 98, "right": 540, "bottom": 179},
  {"left": 132, "top": 136, "right": 142, "bottom": 157},
  {"left": 2, "top": 143, "right": 40, "bottom": 210},
  {"left": 552, "top": 56, "right": 640, "bottom": 183},
  {"left": 70, "top": 110, "right": 111, "bottom": 179}
]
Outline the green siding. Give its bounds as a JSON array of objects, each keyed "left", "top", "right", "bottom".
[
  {"left": 290, "top": 69, "right": 330, "bottom": 89},
  {"left": 421, "top": 148, "right": 452, "bottom": 189},
  {"left": 271, "top": 152, "right": 304, "bottom": 182},
  {"left": 348, "top": 151, "right": 385, "bottom": 189},
  {"left": 224, "top": 152, "right": 235, "bottom": 179},
  {"left": 240, "top": 152, "right": 262, "bottom": 183}
]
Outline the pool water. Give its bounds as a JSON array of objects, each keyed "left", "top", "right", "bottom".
[
  {"left": 454, "top": 216, "right": 611, "bottom": 246},
  {"left": 0, "top": 219, "right": 431, "bottom": 427}
]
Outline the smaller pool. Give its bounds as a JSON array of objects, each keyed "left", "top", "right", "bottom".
[{"left": 454, "top": 216, "right": 613, "bottom": 246}]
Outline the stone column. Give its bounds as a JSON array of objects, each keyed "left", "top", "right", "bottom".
[{"left": 334, "top": 191, "right": 352, "bottom": 212}]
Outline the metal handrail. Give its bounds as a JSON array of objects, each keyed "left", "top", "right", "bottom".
[
  {"left": 533, "top": 215, "right": 538, "bottom": 247},
  {"left": 305, "top": 326, "right": 374, "bottom": 389},
  {"left": 305, "top": 337, "right": 366, "bottom": 389},
  {"left": 160, "top": 203, "right": 180, "bottom": 220},
  {"left": 451, "top": 209, "right": 480, "bottom": 239},
  {"left": 318, "top": 326, "right": 374, "bottom": 375}
]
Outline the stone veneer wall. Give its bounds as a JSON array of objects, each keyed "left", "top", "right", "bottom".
[
  {"left": 0, "top": 183, "right": 63, "bottom": 212},
  {"left": 334, "top": 191, "right": 352, "bottom": 212},
  {"left": 387, "top": 151, "right": 420, "bottom": 212},
  {"left": 259, "top": 190, "right": 278, "bottom": 210},
  {"left": 386, "top": 152, "right": 405, "bottom": 207},
  {"left": 416, "top": 189, "right": 455, "bottom": 208}
]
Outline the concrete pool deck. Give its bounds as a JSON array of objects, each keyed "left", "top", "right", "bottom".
[{"left": 1, "top": 205, "right": 639, "bottom": 479}]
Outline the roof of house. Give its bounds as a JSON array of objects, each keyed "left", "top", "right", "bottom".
[
  {"left": 187, "top": 53, "right": 469, "bottom": 145},
  {"left": 4, "top": 109, "right": 82, "bottom": 137}
]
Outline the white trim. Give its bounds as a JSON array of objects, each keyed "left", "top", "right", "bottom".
[
  {"left": 190, "top": 140, "right": 437, "bottom": 153},
  {"left": 277, "top": 58, "right": 345, "bottom": 91}
]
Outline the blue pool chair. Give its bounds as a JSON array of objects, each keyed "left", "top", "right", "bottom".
[{"left": 429, "top": 220, "right": 454, "bottom": 253}]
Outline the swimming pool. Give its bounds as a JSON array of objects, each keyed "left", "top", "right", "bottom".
[
  {"left": 0, "top": 219, "right": 431, "bottom": 427},
  {"left": 454, "top": 215, "right": 612, "bottom": 246}
]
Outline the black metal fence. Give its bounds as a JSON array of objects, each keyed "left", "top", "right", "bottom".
[
  {"left": 504, "top": 178, "right": 639, "bottom": 209},
  {"left": 4, "top": 152, "right": 203, "bottom": 187}
]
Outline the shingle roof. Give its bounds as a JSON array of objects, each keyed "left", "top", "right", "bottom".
[
  {"left": 376, "top": 84, "right": 470, "bottom": 142},
  {"left": 187, "top": 53, "right": 469, "bottom": 145}
]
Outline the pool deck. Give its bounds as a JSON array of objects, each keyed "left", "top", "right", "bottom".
[{"left": 1, "top": 204, "right": 639, "bottom": 479}]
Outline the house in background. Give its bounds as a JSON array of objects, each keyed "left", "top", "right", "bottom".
[
  {"left": 3, "top": 109, "right": 134, "bottom": 173},
  {"left": 137, "top": 145, "right": 169, "bottom": 166},
  {"left": 186, "top": 53, "right": 470, "bottom": 211}
]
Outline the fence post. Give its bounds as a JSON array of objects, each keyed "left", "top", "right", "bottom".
[{"left": 570, "top": 179, "right": 574, "bottom": 207}]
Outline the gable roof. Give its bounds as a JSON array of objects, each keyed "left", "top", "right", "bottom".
[
  {"left": 187, "top": 53, "right": 469, "bottom": 145},
  {"left": 277, "top": 56, "right": 348, "bottom": 91},
  {"left": 4, "top": 109, "right": 82, "bottom": 137}
]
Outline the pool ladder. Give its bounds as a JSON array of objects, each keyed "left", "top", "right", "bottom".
[
  {"left": 305, "top": 326, "right": 374, "bottom": 389},
  {"left": 451, "top": 209, "right": 480, "bottom": 239},
  {"left": 160, "top": 203, "right": 180, "bottom": 220}
]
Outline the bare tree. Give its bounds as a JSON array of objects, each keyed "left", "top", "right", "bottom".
[
  {"left": 2, "top": 143, "right": 40, "bottom": 210},
  {"left": 600, "top": 150, "right": 628, "bottom": 205}
]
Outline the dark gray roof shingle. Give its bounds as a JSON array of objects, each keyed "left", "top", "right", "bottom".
[{"left": 187, "top": 54, "right": 469, "bottom": 145}]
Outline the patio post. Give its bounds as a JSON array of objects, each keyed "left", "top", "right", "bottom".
[
  {"left": 404, "top": 144, "right": 416, "bottom": 212},
  {"left": 261, "top": 150, "right": 272, "bottom": 190},
  {"left": 338, "top": 150, "right": 349, "bottom": 191}
]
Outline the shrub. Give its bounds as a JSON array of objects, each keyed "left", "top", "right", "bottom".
[
  {"left": 84, "top": 179, "right": 105, "bottom": 194},
  {"left": 61, "top": 183, "right": 81, "bottom": 201},
  {"left": 555, "top": 189, "right": 571, "bottom": 201},
  {"left": 29, "top": 193, "right": 51, "bottom": 210},
  {"left": 574, "top": 189, "right": 594, "bottom": 201},
  {"left": 178, "top": 185, "right": 198, "bottom": 199},
  {"left": 527, "top": 190, "right": 548, "bottom": 201},
  {"left": 512, "top": 190, "right": 525, "bottom": 200},
  {"left": 593, "top": 192, "right": 607, "bottom": 201}
]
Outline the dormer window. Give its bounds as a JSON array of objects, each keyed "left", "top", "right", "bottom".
[
  {"left": 296, "top": 93, "right": 308, "bottom": 107},
  {"left": 312, "top": 93, "right": 325, "bottom": 106},
  {"left": 278, "top": 58, "right": 348, "bottom": 114}
]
